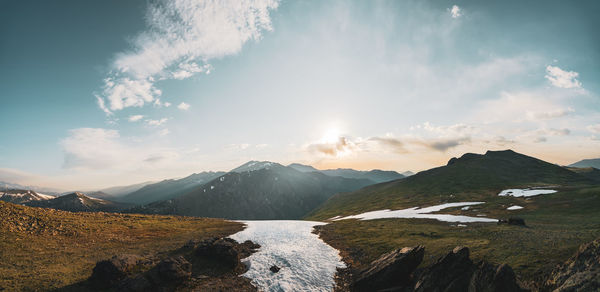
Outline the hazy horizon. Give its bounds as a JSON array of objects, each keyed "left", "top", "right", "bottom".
[{"left": 1, "top": 0, "right": 599, "bottom": 190}]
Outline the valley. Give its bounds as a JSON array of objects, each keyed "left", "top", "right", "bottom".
[{"left": 1, "top": 150, "right": 600, "bottom": 291}]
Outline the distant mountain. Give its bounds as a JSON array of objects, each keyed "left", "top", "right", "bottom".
[
  {"left": 230, "top": 161, "right": 277, "bottom": 173},
  {"left": 116, "top": 172, "right": 226, "bottom": 204},
  {"left": 569, "top": 158, "right": 600, "bottom": 169},
  {"left": 309, "top": 149, "right": 597, "bottom": 219},
  {"left": 129, "top": 162, "right": 374, "bottom": 219},
  {"left": 98, "top": 181, "right": 156, "bottom": 198},
  {"left": 0, "top": 181, "right": 62, "bottom": 196},
  {"left": 0, "top": 189, "right": 55, "bottom": 204},
  {"left": 287, "top": 163, "right": 320, "bottom": 173},
  {"left": 401, "top": 171, "right": 415, "bottom": 177},
  {"left": 26, "top": 192, "right": 124, "bottom": 212},
  {"left": 288, "top": 163, "right": 404, "bottom": 183}
]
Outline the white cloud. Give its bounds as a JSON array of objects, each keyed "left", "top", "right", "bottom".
[
  {"left": 164, "top": 102, "right": 172, "bottom": 107},
  {"left": 128, "top": 115, "right": 144, "bottom": 122},
  {"left": 177, "top": 102, "right": 190, "bottom": 111},
  {"left": 158, "top": 128, "right": 170, "bottom": 136},
  {"left": 96, "top": 0, "right": 279, "bottom": 113},
  {"left": 146, "top": 118, "right": 169, "bottom": 126},
  {"left": 545, "top": 65, "right": 582, "bottom": 89},
  {"left": 449, "top": 5, "right": 461, "bottom": 18},
  {"left": 60, "top": 128, "right": 179, "bottom": 170},
  {"left": 526, "top": 107, "right": 574, "bottom": 120},
  {"left": 587, "top": 124, "right": 600, "bottom": 133}
]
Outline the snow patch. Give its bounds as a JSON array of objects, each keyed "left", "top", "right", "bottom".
[
  {"left": 230, "top": 220, "right": 345, "bottom": 292},
  {"left": 507, "top": 205, "right": 524, "bottom": 210},
  {"left": 334, "top": 202, "right": 497, "bottom": 223},
  {"left": 498, "top": 188, "right": 556, "bottom": 197}
]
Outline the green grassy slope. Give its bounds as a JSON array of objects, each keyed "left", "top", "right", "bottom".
[
  {"left": 307, "top": 150, "right": 594, "bottom": 220},
  {"left": 315, "top": 186, "right": 600, "bottom": 287}
]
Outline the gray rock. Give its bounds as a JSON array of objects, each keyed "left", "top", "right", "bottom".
[{"left": 354, "top": 245, "right": 425, "bottom": 291}]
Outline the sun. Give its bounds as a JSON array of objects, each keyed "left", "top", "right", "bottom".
[{"left": 321, "top": 127, "right": 341, "bottom": 144}]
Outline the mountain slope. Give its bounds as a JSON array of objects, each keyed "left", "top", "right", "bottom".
[
  {"left": 131, "top": 163, "right": 374, "bottom": 219},
  {"left": 288, "top": 163, "right": 404, "bottom": 183},
  {"left": 0, "top": 201, "right": 243, "bottom": 291},
  {"left": 26, "top": 192, "right": 124, "bottom": 212},
  {"left": 569, "top": 158, "right": 600, "bottom": 169},
  {"left": 117, "top": 172, "right": 225, "bottom": 204},
  {"left": 0, "top": 189, "right": 55, "bottom": 204},
  {"left": 97, "top": 181, "right": 156, "bottom": 198},
  {"left": 309, "top": 149, "right": 596, "bottom": 219}
]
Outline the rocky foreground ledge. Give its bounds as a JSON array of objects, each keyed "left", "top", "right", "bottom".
[
  {"left": 77, "top": 237, "right": 260, "bottom": 291},
  {"left": 334, "top": 237, "right": 600, "bottom": 292}
]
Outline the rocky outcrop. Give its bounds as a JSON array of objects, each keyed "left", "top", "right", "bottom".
[
  {"left": 88, "top": 237, "right": 260, "bottom": 291},
  {"left": 89, "top": 254, "right": 144, "bottom": 288},
  {"left": 349, "top": 246, "right": 524, "bottom": 292},
  {"left": 354, "top": 246, "right": 424, "bottom": 291},
  {"left": 414, "top": 246, "right": 476, "bottom": 291},
  {"left": 545, "top": 238, "right": 600, "bottom": 291}
]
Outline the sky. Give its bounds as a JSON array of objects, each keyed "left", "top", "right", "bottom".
[{"left": 1, "top": 0, "right": 599, "bottom": 190}]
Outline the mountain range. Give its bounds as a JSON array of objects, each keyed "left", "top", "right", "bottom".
[
  {"left": 0, "top": 189, "right": 55, "bottom": 204},
  {"left": 26, "top": 192, "right": 125, "bottom": 212},
  {"left": 569, "top": 158, "right": 600, "bottom": 169},
  {"left": 129, "top": 162, "right": 374, "bottom": 219},
  {"left": 309, "top": 149, "right": 598, "bottom": 219},
  {"left": 288, "top": 163, "right": 405, "bottom": 183},
  {"left": 114, "top": 172, "right": 226, "bottom": 204}
]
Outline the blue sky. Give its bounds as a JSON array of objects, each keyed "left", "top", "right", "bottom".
[{"left": 1, "top": 0, "right": 599, "bottom": 190}]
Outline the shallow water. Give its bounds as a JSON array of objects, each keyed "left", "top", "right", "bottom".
[
  {"left": 498, "top": 188, "right": 556, "bottom": 197},
  {"left": 230, "top": 220, "right": 345, "bottom": 292},
  {"left": 334, "top": 202, "right": 497, "bottom": 223}
]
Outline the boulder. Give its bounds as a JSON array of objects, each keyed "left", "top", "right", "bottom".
[
  {"left": 90, "top": 254, "right": 140, "bottom": 288},
  {"left": 354, "top": 245, "right": 425, "bottom": 291},
  {"left": 195, "top": 237, "right": 241, "bottom": 269},
  {"left": 414, "top": 246, "right": 475, "bottom": 292},
  {"left": 545, "top": 238, "right": 600, "bottom": 291},
  {"left": 153, "top": 255, "right": 192, "bottom": 283},
  {"left": 270, "top": 265, "right": 281, "bottom": 273},
  {"left": 498, "top": 217, "right": 526, "bottom": 226},
  {"left": 470, "top": 262, "right": 522, "bottom": 292}
]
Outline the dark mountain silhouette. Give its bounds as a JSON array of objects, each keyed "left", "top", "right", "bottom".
[
  {"left": 288, "top": 163, "right": 404, "bottom": 183},
  {"left": 116, "top": 172, "right": 225, "bottom": 204},
  {"left": 129, "top": 162, "right": 373, "bottom": 219}
]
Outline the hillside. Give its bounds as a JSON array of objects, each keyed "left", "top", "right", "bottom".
[
  {"left": 288, "top": 163, "right": 405, "bottom": 183},
  {"left": 0, "top": 201, "right": 243, "bottom": 291},
  {"left": 131, "top": 163, "right": 373, "bottom": 219},
  {"left": 117, "top": 171, "right": 225, "bottom": 204},
  {"left": 26, "top": 192, "right": 125, "bottom": 212},
  {"left": 569, "top": 158, "right": 600, "bottom": 169},
  {"left": 98, "top": 180, "right": 156, "bottom": 198},
  {"left": 309, "top": 149, "right": 595, "bottom": 220}
]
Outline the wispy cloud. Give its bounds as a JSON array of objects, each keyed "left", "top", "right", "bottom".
[
  {"left": 128, "top": 115, "right": 144, "bottom": 122},
  {"left": 449, "top": 5, "right": 462, "bottom": 18},
  {"left": 96, "top": 0, "right": 279, "bottom": 114},
  {"left": 545, "top": 65, "right": 582, "bottom": 89},
  {"left": 526, "top": 107, "right": 574, "bottom": 120},
  {"left": 177, "top": 102, "right": 190, "bottom": 111},
  {"left": 60, "top": 128, "right": 178, "bottom": 170},
  {"left": 587, "top": 124, "right": 600, "bottom": 133},
  {"left": 146, "top": 118, "right": 169, "bottom": 126}
]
